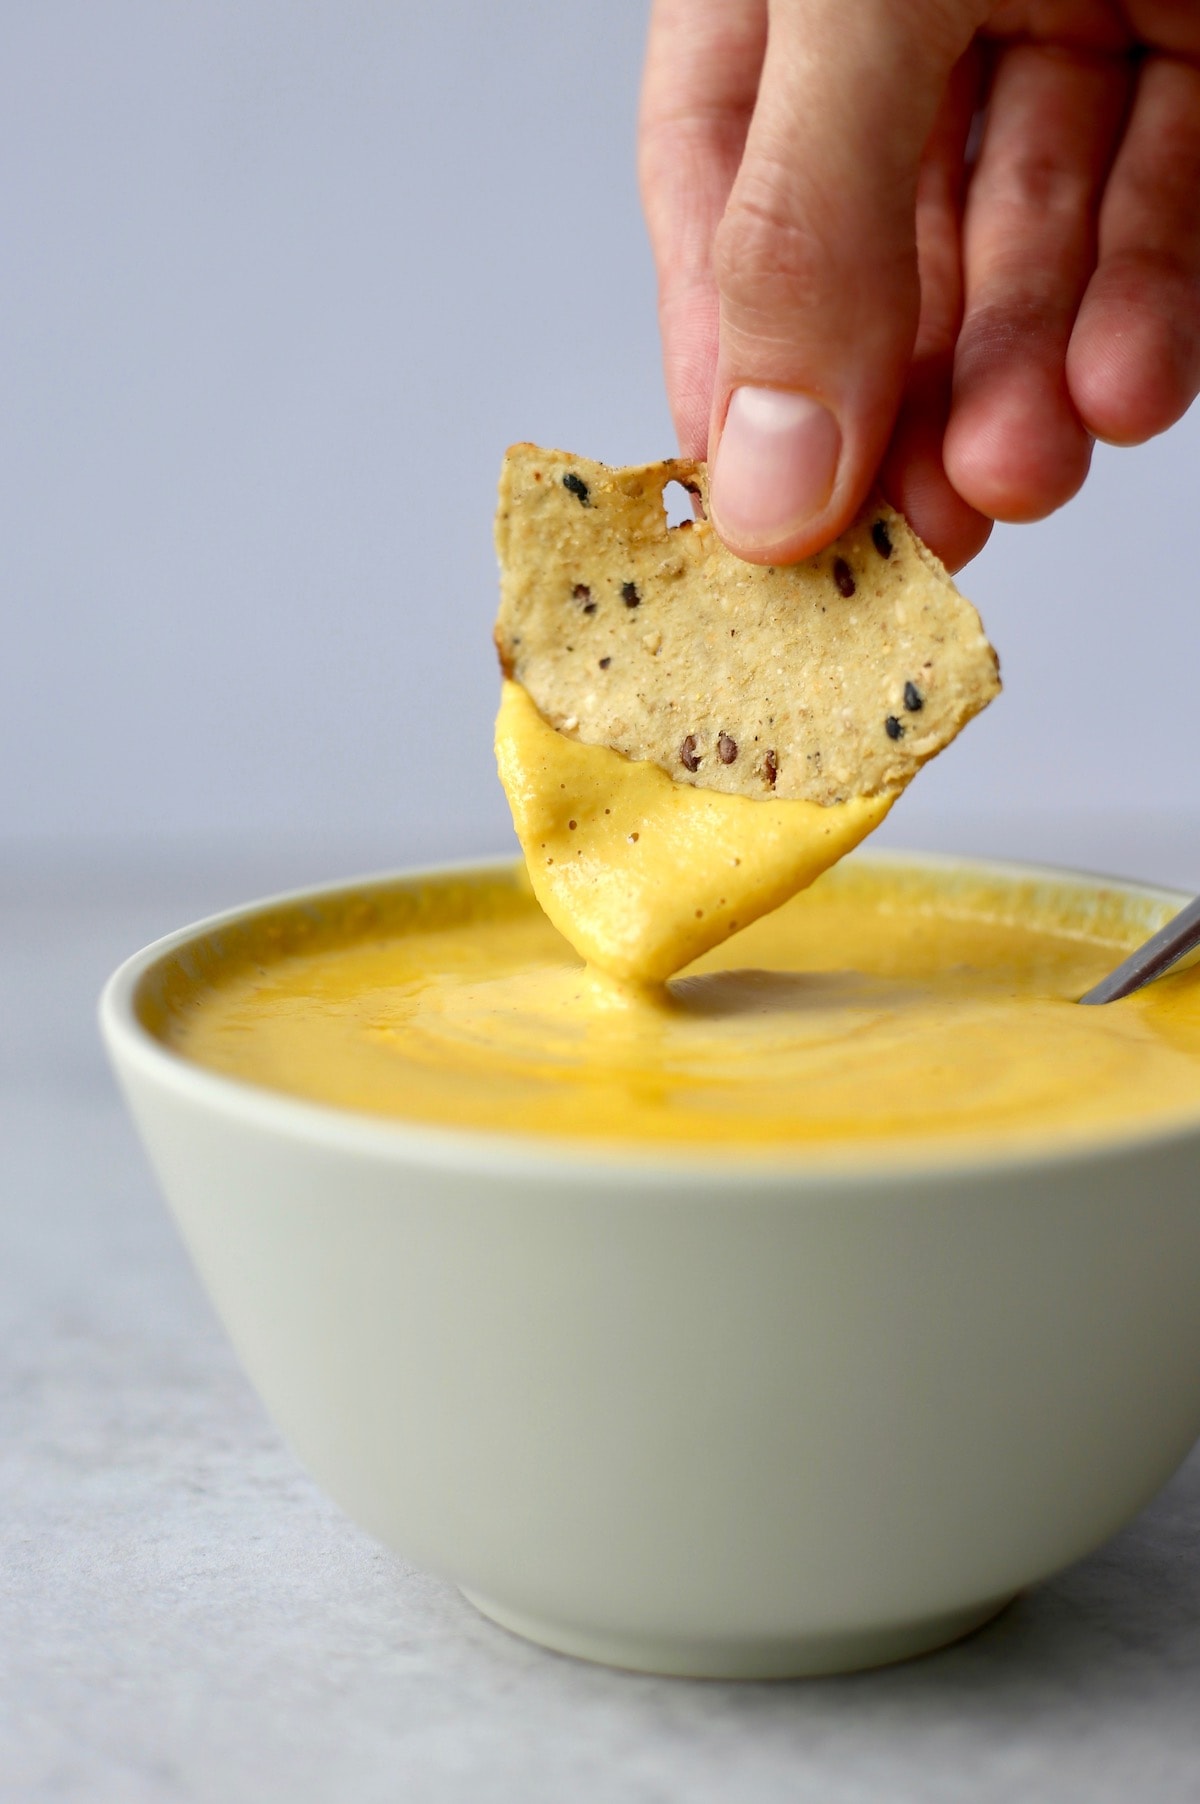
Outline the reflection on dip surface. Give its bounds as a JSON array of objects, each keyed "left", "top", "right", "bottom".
[{"left": 145, "top": 857, "right": 1200, "bottom": 1157}]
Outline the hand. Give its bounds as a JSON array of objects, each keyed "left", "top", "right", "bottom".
[{"left": 639, "top": 0, "right": 1200, "bottom": 569}]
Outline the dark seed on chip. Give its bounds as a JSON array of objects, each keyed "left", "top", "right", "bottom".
[
  {"left": 833, "top": 557, "right": 856, "bottom": 597},
  {"left": 872, "top": 519, "right": 893, "bottom": 559},
  {"left": 885, "top": 715, "right": 904, "bottom": 740},
  {"left": 562, "top": 472, "right": 590, "bottom": 505},
  {"left": 568, "top": 820, "right": 577, "bottom": 831},
  {"left": 718, "top": 733, "right": 738, "bottom": 764},
  {"left": 598, "top": 656, "right": 611, "bottom": 669},
  {"left": 573, "top": 582, "right": 591, "bottom": 602},
  {"left": 621, "top": 581, "right": 641, "bottom": 608},
  {"left": 763, "top": 749, "right": 778, "bottom": 788},
  {"left": 680, "top": 734, "right": 701, "bottom": 772},
  {"left": 903, "top": 680, "right": 923, "bottom": 711}
]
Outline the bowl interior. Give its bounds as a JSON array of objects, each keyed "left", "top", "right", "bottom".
[{"left": 101, "top": 850, "right": 1200, "bottom": 1173}]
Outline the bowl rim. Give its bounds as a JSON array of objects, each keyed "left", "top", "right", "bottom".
[{"left": 99, "top": 847, "right": 1200, "bottom": 1189}]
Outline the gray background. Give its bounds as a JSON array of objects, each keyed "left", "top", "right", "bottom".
[
  {"left": 6, "top": 6, "right": 1200, "bottom": 1801},
  {"left": 3, "top": 0, "right": 1199, "bottom": 881}
]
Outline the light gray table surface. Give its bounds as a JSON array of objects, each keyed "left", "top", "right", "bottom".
[{"left": 5, "top": 823, "right": 1200, "bottom": 1804}]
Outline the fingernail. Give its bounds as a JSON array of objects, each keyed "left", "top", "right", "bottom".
[{"left": 710, "top": 387, "right": 841, "bottom": 550}]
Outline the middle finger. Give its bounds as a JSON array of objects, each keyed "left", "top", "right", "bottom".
[{"left": 944, "top": 42, "right": 1131, "bottom": 521}]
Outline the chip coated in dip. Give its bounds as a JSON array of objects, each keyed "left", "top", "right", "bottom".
[
  {"left": 495, "top": 678, "right": 894, "bottom": 983},
  {"left": 492, "top": 447, "right": 1000, "bottom": 983},
  {"left": 151, "top": 859, "right": 1200, "bottom": 1161}
]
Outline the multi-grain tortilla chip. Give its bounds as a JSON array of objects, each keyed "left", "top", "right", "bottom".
[{"left": 495, "top": 445, "right": 1000, "bottom": 804}]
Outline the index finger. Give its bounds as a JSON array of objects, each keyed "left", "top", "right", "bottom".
[{"left": 639, "top": 0, "right": 767, "bottom": 455}]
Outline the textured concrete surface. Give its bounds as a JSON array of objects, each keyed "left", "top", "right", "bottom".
[{"left": 5, "top": 835, "right": 1200, "bottom": 1803}]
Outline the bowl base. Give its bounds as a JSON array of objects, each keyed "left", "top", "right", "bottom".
[{"left": 460, "top": 1587, "right": 1016, "bottom": 1679}]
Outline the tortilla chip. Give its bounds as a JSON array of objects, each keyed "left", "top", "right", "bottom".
[
  {"left": 494, "top": 445, "right": 999, "bottom": 805},
  {"left": 496, "top": 676, "right": 896, "bottom": 983}
]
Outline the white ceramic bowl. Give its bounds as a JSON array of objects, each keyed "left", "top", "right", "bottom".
[{"left": 100, "top": 854, "right": 1200, "bottom": 1678}]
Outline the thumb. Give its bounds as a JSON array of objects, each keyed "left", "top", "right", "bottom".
[{"left": 707, "top": 0, "right": 983, "bottom": 561}]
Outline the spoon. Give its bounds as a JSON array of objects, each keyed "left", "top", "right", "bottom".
[{"left": 1079, "top": 892, "right": 1200, "bottom": 1005}]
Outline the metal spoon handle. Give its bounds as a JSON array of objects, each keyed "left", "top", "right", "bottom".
[{"left": 1079, "top": 892, "right": 1200, "bottom": 1005}]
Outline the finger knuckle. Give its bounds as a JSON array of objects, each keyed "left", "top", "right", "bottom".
[
  {"left": 977, "top": 147, "right": 1093, "bottom": 226},
  {"left": 713, "top": 186, "right": 835, "bottom": 314}
]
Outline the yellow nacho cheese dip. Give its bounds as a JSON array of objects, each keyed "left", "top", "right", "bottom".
[
  {"left": 148, "top": 859, "right": 1200, "bottom": 1160},
  {"left": 495, "top": 678, "right": 896, "bottom": 983}
]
